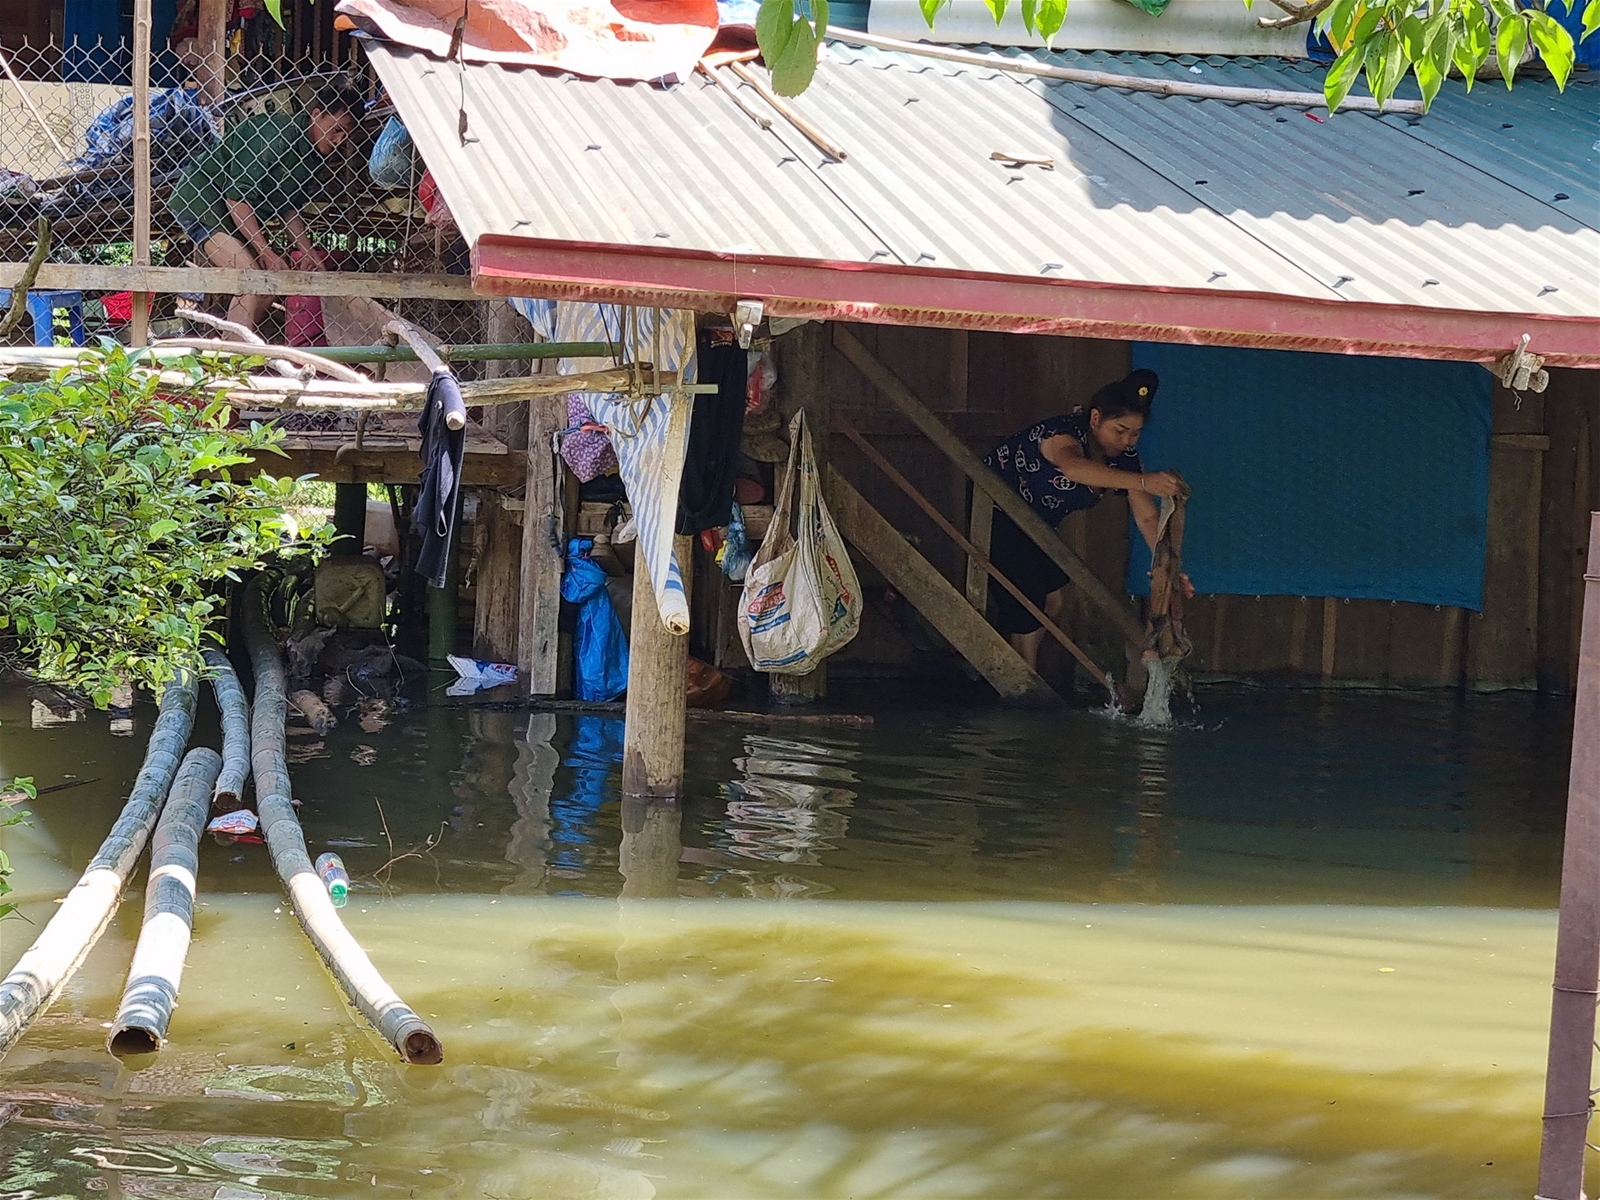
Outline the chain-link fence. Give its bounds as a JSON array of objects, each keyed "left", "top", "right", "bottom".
[{"left": 0, "top": 36, "right": 468, "bottom": 347}]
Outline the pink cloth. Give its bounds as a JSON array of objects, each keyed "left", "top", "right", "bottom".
[
  {"left": 561, "top": 393, "right": 618, "bottom": 482},
  {"left": 336, "top": 0, "right": 719, "bottom": 80}
]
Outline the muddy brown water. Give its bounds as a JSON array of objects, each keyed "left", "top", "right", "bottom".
[{"left": 0, "top": 681, "right": 1581, "bottom": 1197}]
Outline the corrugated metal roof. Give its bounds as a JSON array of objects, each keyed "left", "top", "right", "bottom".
[{"left": 370, "top": 38, "right": 1600, "bottom": 325}]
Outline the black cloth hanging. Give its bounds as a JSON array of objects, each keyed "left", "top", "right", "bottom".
[
  {"left": 414, "top": 368, "right": 467, "bottom": 589},
  {"left": 676, "top": 334, "right": 749, "bottom": 535}
]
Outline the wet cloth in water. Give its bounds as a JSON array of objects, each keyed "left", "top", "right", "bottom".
[{"left": 414, "top": 369, "right": 466, "bottom": 588}]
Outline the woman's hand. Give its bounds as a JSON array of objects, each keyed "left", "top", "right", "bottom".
[
  {"left": 1139, "top": 470, "right": 1186, "bottom": 498},
  {"left": 258, "top": 247, "right": 291, "bottom": 273}
]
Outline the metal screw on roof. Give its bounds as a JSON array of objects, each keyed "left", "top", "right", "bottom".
[
  {"left": 1208, "top": 270, "right": 1228, "bottom": 282},
  {"left": 1422, "top": 278, "right": 1440, "bottom": 286},
  {"left": 655, "top": 231, "right": 671, "bottom": 239},
  {"left": 1553, "top": 193, "right": 1570, "bottom": 202},
  {"left": 1194, "top": 179, "right": 1208, "bottom": 186},
  {"left": 1539, "top": 285, "right": 1561, "bottom": 296},
  {"left": 904, "top": 97, "right": 920, "bottom": 104},
  {"left": 1407, "top": 189, "right": 1425, "bottom": 196},
  {"left": 869, "top": 249, "right": 891, "bottom": 259},
  {"left": 1333, "top": 274, "right": 1355, "bottom": 287},
  {"left": 512, "top": 219, "right": 532, "bottom": 228},
  {"left": 586, "top": 143, "right": 602, "bottom": 151},
  {"left": 1041, "top": 262, "right": 1064, "bottom": 273},
  {"left": 917, "top": 252, "right": 938, "bottom": 262}
]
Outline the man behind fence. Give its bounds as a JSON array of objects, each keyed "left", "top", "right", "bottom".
[{"left": 168, "top": 77, "right": 363, "bottom": 328}]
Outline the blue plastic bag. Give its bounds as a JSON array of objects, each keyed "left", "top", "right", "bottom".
[
  {"left": 721, "top": 501, "right": 752, "bottom": 582},
  {"left": 368, "top": 116, "right": 414, "bottom": 190},
  {"left": 561, "top": 538, "right": 630, "bottom": 701}
]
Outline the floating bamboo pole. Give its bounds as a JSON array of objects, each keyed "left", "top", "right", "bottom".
[
  {"left": 202, "top": 649, "right": 250, "bottom": 806},
  {"left": 107, "top": 747, "right": 221, "bottom": 1058},
  {"left": 0, "top": 672, "right": 199, "bottom": 1059},
  {"left": 240, "top": 577, "right": 443, "bottom": 1065}
]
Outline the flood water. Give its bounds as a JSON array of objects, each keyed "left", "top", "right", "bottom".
[{"left": 0, "top": 681, "right": 1580, "bottom": 1198}]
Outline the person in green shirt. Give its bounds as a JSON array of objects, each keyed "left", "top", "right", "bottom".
[{"left": 169, "top": 78, "right": 363, "bottom": 327}]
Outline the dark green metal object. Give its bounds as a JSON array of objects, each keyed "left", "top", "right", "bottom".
[{"left": 332, "top": 483, "right": 368, "bottom": 553}]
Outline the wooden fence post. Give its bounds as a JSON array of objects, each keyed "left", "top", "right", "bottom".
[
  {"left": 517, "top": 395, "right": 564, "bottom": 694},
  {"left": 1538, "top": 513, "right": 1600, "bottom": 1200}
]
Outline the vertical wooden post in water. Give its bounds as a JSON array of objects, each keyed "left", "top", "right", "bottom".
[
  {"left": 623, "top": 534, "right": 692, "bottom": 798},
  {"left": 771, "top": 322, "right": 828, "bottom": 705},
  {"left": 1537, "top": 513, "right": 1600, "bottom": 1200},
  {"left": 518, "top": 396, "right": 564, "bottom": 695},
  {"left": 130, "top": 0, "right": 152, "bottom": 346}
]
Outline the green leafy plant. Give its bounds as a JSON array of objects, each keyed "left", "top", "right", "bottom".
[
  {"left": 0, "top": 777, "right": 35, "bottom": 921},
  {"left": 0, "top": 345, "right": 330, "bottom": 704},
  {"left": 755, "top": 0, "right": 1593, "bottom": 105}
]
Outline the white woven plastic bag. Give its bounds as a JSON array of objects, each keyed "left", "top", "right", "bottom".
[{"left": 738, "top": 411, "right": 861, "bottom": 673}]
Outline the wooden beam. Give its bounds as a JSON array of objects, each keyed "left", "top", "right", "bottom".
[
  {"left": 517, "top": 396, "right": 564, "bottom": 696},
  {"left": 196, "top": 0, "right": 228, "bottom": 106},
  {"left": 0, "top": 263, "right": 481, "bottom": 301},
  {"left": 827, "top": 467, "right": 1058, "bottom": 706},
  {"left": 250, "top": 448, "right": 526, "bottom": 487},
  {"left": 837, "top": 414, "right": 1113, "bottom": 692},
  {"left": 832, "top": 324, "right": 1146, "bottom": 654},
  {"left": 965, "top": 489, "right": 992, "bottom": 614}
]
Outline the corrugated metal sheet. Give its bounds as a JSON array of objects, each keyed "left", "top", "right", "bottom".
[{"left": 369, "top": 39, "right": 1600, "bottom": 322}]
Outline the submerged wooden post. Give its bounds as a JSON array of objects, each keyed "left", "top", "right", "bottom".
[
  {"left": 0, "top": 672, "right": 198, "bottom": 1059},
  {"left": 108, "top": 747, "right": 221, "bottom": 1058},
  {"left": 518, "top": 395, "right": 565, "bottom": 694},
  {"left": 622, "top": 534, "right": 692, "bottom": 799},
  {"left": 242, "top": 577, "right": 443, "bottom": 1065},
  {"left": 202, "top": 649, "right": 250, "bottom": 806},
  {"left": 619, "top": 797, "right": 682, "bottom": 899},
  {"left": 1537, "top": 513, "right": 1600, "bottom": 1200}
]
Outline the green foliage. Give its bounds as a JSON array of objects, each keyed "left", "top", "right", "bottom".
[
  {"left": 0, "top": 777, "right": 34, "bottom": 921},
  {"left": 1318, "top": 0, "right": 1589, "bottom": 111},
  {"left": 0, "top": 345, "right": 330, "bottom": 705},
  {"left": 753, "top": 0, "right": 1593, "bottom": 111},
  {"left": 759, "top": 0, "right": 831, "bottom": 95}
]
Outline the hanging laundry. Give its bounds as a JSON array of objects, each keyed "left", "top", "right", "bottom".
[
  {"left": 512, "top": 299, "right": 698, "bottom": 635},
  {"left": 561, "top": 394, "right": 619, "bottom": 482},
  {"left": 414, "top": 369, "right": 467, "bottom": 589},
  {"left": 676, "top": 332, "right": 748, "bottom": 536}
]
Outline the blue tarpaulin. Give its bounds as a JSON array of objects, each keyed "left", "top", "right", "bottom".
[{"left": 1126, "top": 345, "right": 1492, "bottom": 610}]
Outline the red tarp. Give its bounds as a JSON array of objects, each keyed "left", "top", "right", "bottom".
[{"left": 335, "top": 0, "right": 720, "bottom": 80}]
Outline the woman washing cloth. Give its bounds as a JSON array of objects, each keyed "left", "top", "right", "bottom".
[{"left": 981, "top": 368, "right": 1191, "bottom": 673}]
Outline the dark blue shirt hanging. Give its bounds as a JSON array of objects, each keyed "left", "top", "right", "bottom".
[{"left": 414, "top": 368, "right": 466, "bottom": 589}]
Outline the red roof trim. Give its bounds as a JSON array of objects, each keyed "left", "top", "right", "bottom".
[{"left": 473, "top": 237, "right": 1600, "bottom": 368}]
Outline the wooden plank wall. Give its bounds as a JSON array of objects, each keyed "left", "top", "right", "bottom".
[{"left": 822, "top": 321, "right": 1600, "bottom": 693}]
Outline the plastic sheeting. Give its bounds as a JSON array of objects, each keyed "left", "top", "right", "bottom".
[
  {"left": 1126, "top": 345, "right": 1491, "bottom": 611},
  {"left": 335, "top": 0, "right": 718, "bottom": 80}
]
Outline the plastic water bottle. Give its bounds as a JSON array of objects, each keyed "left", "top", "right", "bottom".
[{"left": 315, "top": 852, "right": 350, "bottom": 906}]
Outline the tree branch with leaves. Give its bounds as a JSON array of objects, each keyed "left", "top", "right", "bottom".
[{"left": 753, "top": 0, "right": 1595, "bottom": 110}]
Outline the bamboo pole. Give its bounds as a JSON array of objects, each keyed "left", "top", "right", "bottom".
[
  {"left": 131, "top": 0, "right": 153, "bottom": 347},
  {"left": 107, "top": 747, "right": 221, "bottom": 1058},
  {"left": 836, "top": 413, "right": 1114, "bottom": 693},
  {"left": 201, "top": 649, "right": 250, "bottom": 806},
  {"left": 240, "top": 577, "right": 443, "bottom": 1065},
  {"left": 153, "top": 338, "right": 372, "bottom": 384},
  {"left": 826, "top": 28, "right": 1426, "bottom": 115},
  {"left": 0, "top": 672, "right": 199, "bottom": 1059},
  {"left": 727, "top": 62, "right": 847, "bottom": 160}
]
